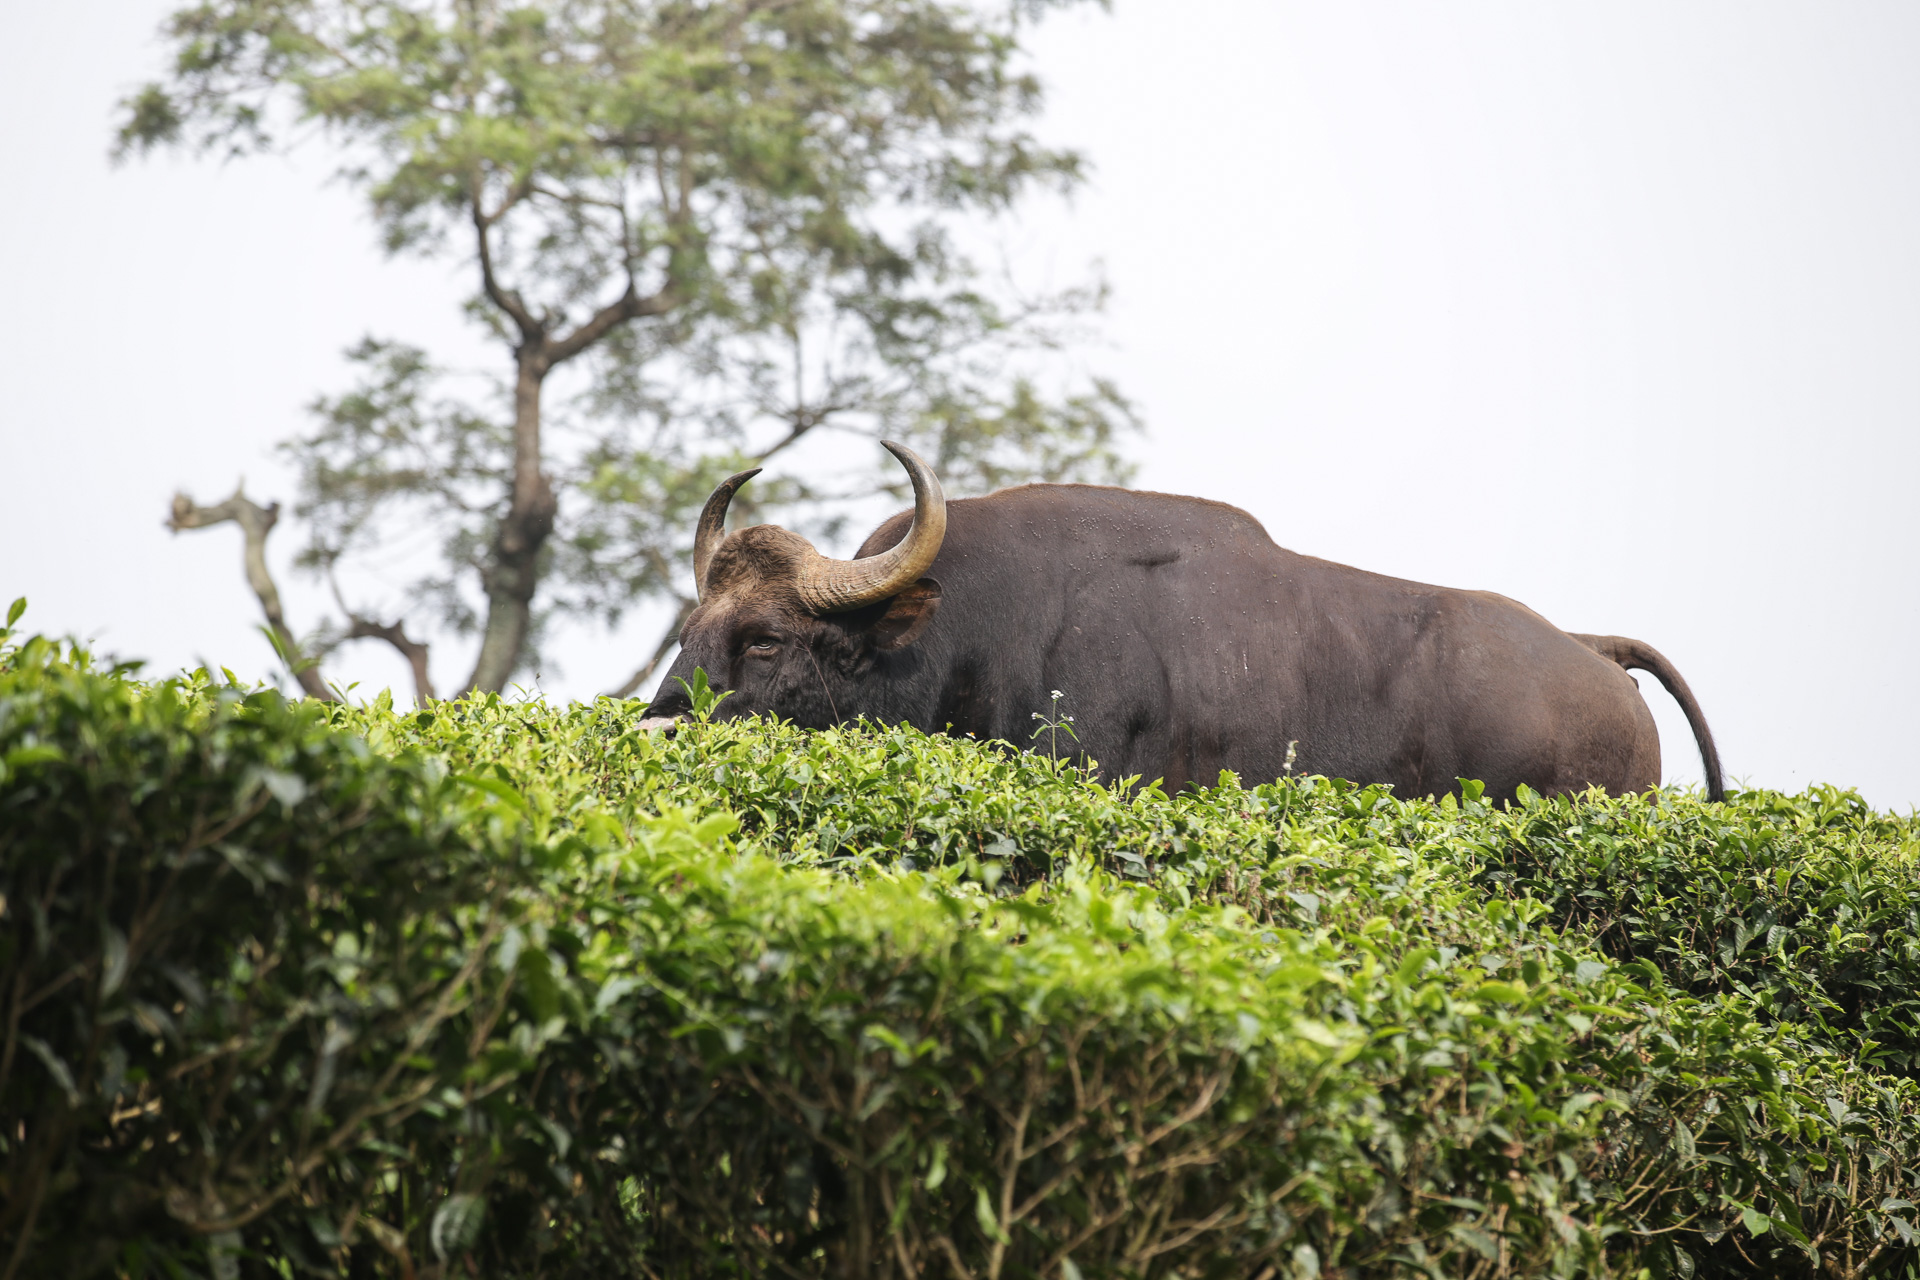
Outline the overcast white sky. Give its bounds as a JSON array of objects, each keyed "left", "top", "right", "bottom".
[{"left": 3, "top": 3, "right": 1916, "bottom": 809}]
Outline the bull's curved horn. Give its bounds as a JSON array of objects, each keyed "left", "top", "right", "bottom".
[
  {"left": 692, "top": 467, "right": 762, "bottom": 602},
  {"left": 796, "top": 441, "right": 947, "bottom": 614}
]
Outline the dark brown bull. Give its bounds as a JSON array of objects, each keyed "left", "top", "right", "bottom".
[{"left": 642, "top": 443, "right": 1725, "bottom": 802}]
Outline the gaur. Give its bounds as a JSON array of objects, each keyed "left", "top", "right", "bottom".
[{"left": 640, "top": 442, "right": 1724, "bottom": 802}]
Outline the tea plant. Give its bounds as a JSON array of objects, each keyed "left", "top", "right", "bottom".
[{"left": 5, "top": 628, "right": 1920, "bottom": 1278}]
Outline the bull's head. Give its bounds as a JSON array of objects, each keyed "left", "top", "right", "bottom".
[{"left": 638, "top": 442, "right": 947, "bottom": 731}]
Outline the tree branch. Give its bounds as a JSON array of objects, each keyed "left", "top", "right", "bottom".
[
  {"left": 546, "top": 283, "right": 677, "bottom": 367},
  {"left": 607, "top": 595, "right": 695, "bottom": 698},
  {"left": 527, "top": 180, "right": 625, "bottom": 212},
  {"left": 751, "top": 398, "right": 859, "bottom": 467},
  {"left": 322, "top": 568, "right": 436, "bottom": 705},
  {"left": 344, "top": 619, "right": 436, "bottom": 705},
  {"left": 470, "top": 169, "right": 541, "bottom": 339},
  {"left": 167, "top": 484, "right": 333, "bottom": 700}
]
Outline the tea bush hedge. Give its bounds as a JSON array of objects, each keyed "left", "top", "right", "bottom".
[{"left": 4, "top": 627, "right": 1919, "bottom": 1279}]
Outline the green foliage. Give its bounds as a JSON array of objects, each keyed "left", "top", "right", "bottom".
[
  {"left": 6, "top": 635, "right": 1920, "bottom": 1277},
  {"left": 0, "top": 636, "right": 563, "bottom": 1277},
  {"left": 1465, "top": 788, "right": 1920, "bottom": 1072},
  {"left": 674, "top": 664, "right": 731, "bottom": 721}
]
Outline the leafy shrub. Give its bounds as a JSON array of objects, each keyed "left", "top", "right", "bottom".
[
  {"left": 1465, "top": 788, "right": 1920, "bottom": 1070},
  {"left": 0, "top": 637, "right": 567, "bottom": 1276},
  {"left": 4, "top": 639, "right": 1920, "bottom": 1278}
]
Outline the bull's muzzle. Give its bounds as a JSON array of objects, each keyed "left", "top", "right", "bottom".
[{"left": 637, "top": 715, "right": 684, "bottom": 738}]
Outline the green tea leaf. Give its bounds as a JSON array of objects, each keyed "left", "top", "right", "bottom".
[{"left": 430, "top": 1193, "right": 484, "bottom": 1260}]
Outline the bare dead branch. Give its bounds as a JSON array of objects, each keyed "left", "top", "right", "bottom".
[
  {"left": 325, "top": 568, "right": 437, "bottom": 704},
  {"left": 343, "top": 617, "right": 436, "bottom": 705},
  {"left": 167, "top": 484, "right": 333, "bottom": 700}
]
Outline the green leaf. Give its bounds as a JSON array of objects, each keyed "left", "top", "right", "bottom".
[
  {"left": 1558, "top": 1091, "right": 1605, "bottom": 1125},
  {"left": 1451, "top": 1224, "right": 1500, "bottom": 1261},
  {"left": 3, "top": 744, "right": 65, "bottom": 769},
  {"left": 676, "top": 668, "right": 733, "bottom": 722},
  {"left": 1394, "top": 946, "right": 1436, "bottom": 984},
  {"left": 458, "top": 773, "right": 528, "bottom": 811},
  {"left": 430, "top": 1193, "right": 485, "bottom": 1260},
  {"left": 974, "top": 1186, "right": 1010, "bottom": 1244},
  {"left": 5, "top": 596, "right": 23, "bottom": 627},
  {"left": 100, "top": 925, "right": 130, "bottom": 999},
  {"left": 925, "top": 1141, "right": 949, "bottom": 1191},
  {"left": 21, "top": 1036, "right": 78, "bottom": 1106},
  {"left": 256, "top": 767, "right": 308, "bottom": 810},
  {"left": 517, "top": 949, "right": 563, "bottom": 1024}
]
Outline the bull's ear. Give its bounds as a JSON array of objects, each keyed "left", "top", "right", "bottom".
[{"left": 864, "top": 577, "right": 942, "bottom": 652}]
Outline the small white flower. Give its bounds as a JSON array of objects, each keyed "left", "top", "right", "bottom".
[
  {"left": 1051, "top": 690, "right": 1064, "bottom": 699},
  {"left": 1065, "top": 716, "right": 1074, "bottom": 722},
  {"left": 1031, "top": 711, "right": 1042, "bottom": 719}
]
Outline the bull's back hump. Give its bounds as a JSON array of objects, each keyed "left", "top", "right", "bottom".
[{"left": 858, "top": 483, "right": 1283, "bottom": 571}]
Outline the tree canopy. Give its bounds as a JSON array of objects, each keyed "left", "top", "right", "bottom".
[{"left": 124, "top": 0, "right": 1134, "bottom": 697}]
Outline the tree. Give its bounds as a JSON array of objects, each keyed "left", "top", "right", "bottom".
[{"left": 123, "top": 0, "right": 1135, "bottom": 698}]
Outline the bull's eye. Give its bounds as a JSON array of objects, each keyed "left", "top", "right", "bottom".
[{"left": 743, "top": 636, "right": 782, "bottom": 657}]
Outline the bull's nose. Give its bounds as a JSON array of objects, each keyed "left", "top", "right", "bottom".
[{"left": 637, "top": 715, "right": 683, "bottom": 738}]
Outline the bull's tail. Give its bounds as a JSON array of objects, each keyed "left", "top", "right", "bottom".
[{"left": 1572, "top": 633, "right": 1726, "bottom": 803}]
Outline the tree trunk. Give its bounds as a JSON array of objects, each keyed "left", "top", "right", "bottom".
[{"left": 466, "top": 352, "right": 557, "bottom": 693}]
